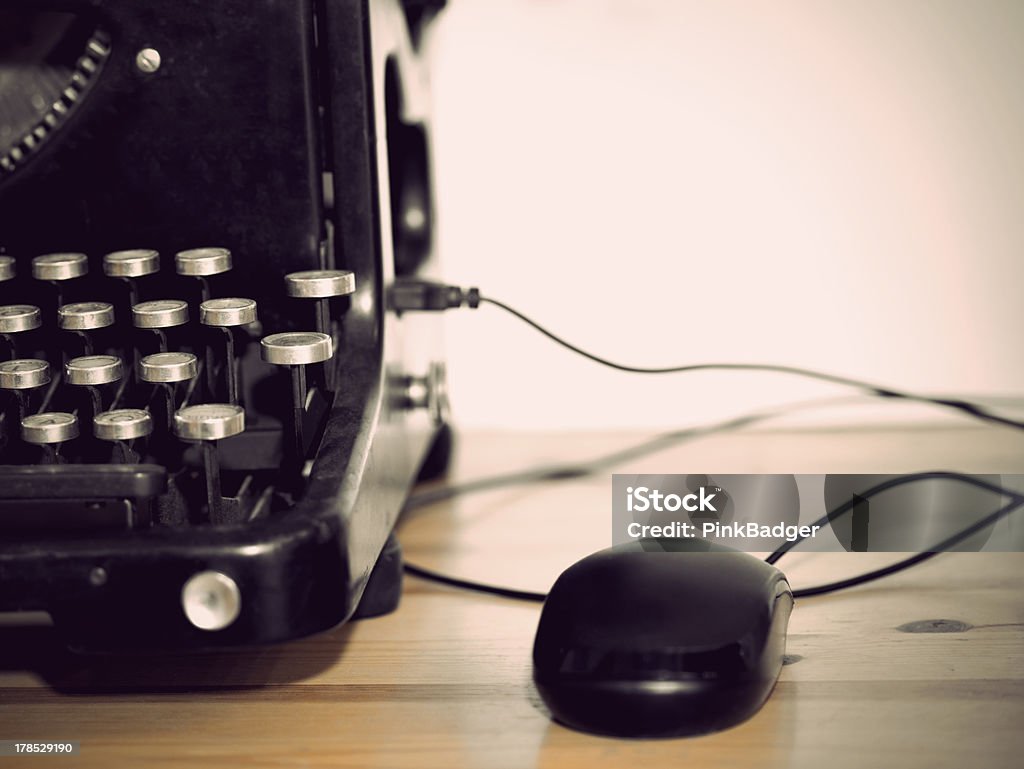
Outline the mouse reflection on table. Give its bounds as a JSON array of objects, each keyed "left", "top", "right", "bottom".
[{"left": 532, "top": 538, "right": 793, "bottom": 738}]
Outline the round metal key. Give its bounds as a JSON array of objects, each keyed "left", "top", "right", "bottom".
[
  {"left": 0, "top": 305, "right": 42, "bottom": 333},
  {"left": 65, "top": 355, "right": 123, "bottom": 386},
  {"left": 132, "top": 299, "right": 189, "bottom": 328},
  {"left": 22, "top": 412, "right": 79, "bottom": 444},
  {"left": 139, "top": 351, "right": 198, "bottom": 383},
  {"left": 103, "top": 249, "right": 160, "bottom": 278},
  {"left": 32, "top": 253, "right": 88, "bottom": 281},
  {"left": 58, "top": 301, "right": 115, "bottom": 330},
  {"left": 284, "top": 270, "right": 356, "bottom": 298},
  {"left": 260, "top": 332, "right": 333, "bottom": 366},
  {"left": 173, "top": 403, "right": 245, "bottom": 441},
  {"left": 200, "top": 297, "right": 258, "bottom": 327},
  {"left": 0, "top": 359, "right": 50, "bottom": 390},
  {"left": 175, "top": 247, "right": 232, "bottom": 277},
  {"left": 94, "top": 409, "right": 153, "bottom": 441},
  {"left": 0, "top": 256, "right": 14, "bottom": 282}
]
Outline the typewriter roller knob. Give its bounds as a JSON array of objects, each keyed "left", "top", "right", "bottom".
[
  {"left": 173, "top": 403, "right": 245, "bottom": 524},
  {"left": 201, "top": 298, "right": 258, "bottom": 404},
  {"left": 284, "top": 269, "right": 355, "bottom": 336},
  {"left": 0, "top": 256, "right": 14, "bottom": 282},
  {"left": 95, "top": 408, "right": 153, "bottom": 463},
  {"left": 21, "top": 411, "right": 79, "bottom": 463}
]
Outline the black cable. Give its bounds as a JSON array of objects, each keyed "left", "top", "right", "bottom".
[
  {"left": 404, "top": 471, "right": 1024, "bottom": 603},
  {"left": 403, "top": 395, "right": 862, "bottom": 514},
  {"left": 766, "top": 471, "right": 1023, "bottom": 565},
  {"left": 404, "top": 562, "right": 546, "bottom": 603},
  {"left": 479, "top": 295, "right": 1024, "bottom": 433}
]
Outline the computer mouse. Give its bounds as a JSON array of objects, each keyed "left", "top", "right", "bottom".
[{"left": 532, "top": 538, "right": 793, "bottom": 738}]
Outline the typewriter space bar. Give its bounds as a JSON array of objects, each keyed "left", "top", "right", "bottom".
[{"left": 0, "top": 465, "right": 167, "bottom": 532}]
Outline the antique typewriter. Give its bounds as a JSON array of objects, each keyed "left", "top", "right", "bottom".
[{"left": 0, "top": 0, "right": 451, "bottom": 651}]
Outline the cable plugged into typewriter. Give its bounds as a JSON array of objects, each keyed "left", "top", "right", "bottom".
[{"left": 388, "top": 278, "right": 480, "bottom": 313}]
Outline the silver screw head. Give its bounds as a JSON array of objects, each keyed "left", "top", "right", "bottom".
[
  {"left": 181, "top": 571, "right": 241, "bottom": 631},
  {"left": 135, "top": 48, "right": 161, "bottom": 74}
]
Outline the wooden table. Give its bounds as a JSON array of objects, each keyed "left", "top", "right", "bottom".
[{"left": 1, "top": 426, "right": 1023, "bottom": 768}]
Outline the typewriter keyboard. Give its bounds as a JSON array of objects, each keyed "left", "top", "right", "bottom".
[{"left": 0, "top": 248, "right": 354, "bottom": 532}]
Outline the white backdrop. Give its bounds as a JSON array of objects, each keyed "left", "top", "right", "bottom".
[{"left": 425, "top": 0, "right": 1024, "bottom": 429}]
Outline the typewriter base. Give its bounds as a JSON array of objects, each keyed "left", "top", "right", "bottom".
[{"left": 351, "top": 532, "right": 404, "bottom": 620}]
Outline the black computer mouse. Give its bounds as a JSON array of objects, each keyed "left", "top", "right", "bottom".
[{"left": 532, "top": 538, "right": 793, "bottom": 738}]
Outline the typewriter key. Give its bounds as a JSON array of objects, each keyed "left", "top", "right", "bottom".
[
  {"left": 21, "top": 412, "right": 79, "bottom": 463},
  {"left": 260, "top": 331, "right": 333, "bottom": 367},
  {"left": 132, "top": 300, "right": 189, "bottom": 329},
  {"left": 0, "top": 305, "right": 42, "bottom": 358},
  {"left": 95, "top": 408, "right": 153, "bottom": 464},
  {"left": 0, "top": 358, "right": 50, "bottom": 390},
  {"left": 140, "top": 352, "right": 198, "bottom": 432},
  {"left": 94, "top": 408, "right": 153, "bottom": 441},
  {"left": 139, "top": 351, "right": 199, "bottom": 383},
  {"left": 173, "top": 403, "right": 245, "bottom": 524},
  {"left": 32, "top": 252, "right": 88, "bottom": 282},
  {"left": 103, "top": 249, "right": 160, "bottom": 278},
  {"left": 0, "top": 256, "right": 14, "bottom": 282},
  {"left": 284, "top": 269, "right": 356, "bottom": 335},
  {"left": 104, "top": 249, "right": 160, "bottom": 307},
  {"left": 175, "top": 247, "right": 233, "bottom": 277},
  {"left": 58, "top": 302, "right": 115, "bottom": 331},
  {"left": 0, "top": 304, "right": 42, "bottom": 334},
  {"left": 22, "top": 411, "right": 79, "bottom": 443},
  {"left": 261, "top": 332, "right": 332, "bottom": 459},
  {"left": 201, "top": 298, "right": 258, "bottom": 404},
  {"left": 65, "top": 355, "right": 123, "bottom": 386}
]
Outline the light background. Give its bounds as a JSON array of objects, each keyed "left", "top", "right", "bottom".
[{"left": 425, "top": 0, "right": 1024, "bottom": 429}]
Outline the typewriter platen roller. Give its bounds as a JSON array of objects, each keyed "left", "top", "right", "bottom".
[{"left": 0, "top": 0, "right": 449, "bottom": 650}]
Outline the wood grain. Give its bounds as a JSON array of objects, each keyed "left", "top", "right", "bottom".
[{"left": 1, "top": 426, "right": 1022, "bottom": 768}]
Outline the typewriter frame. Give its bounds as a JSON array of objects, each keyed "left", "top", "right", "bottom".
[{"left": 0, "top": 0, "right": 449, "bottom": 651}]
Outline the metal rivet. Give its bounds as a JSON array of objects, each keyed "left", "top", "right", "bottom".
[
  {"left": 135, "top": 48, "right": 161, "bottom": 74},
  {"left": 181, "top": 571, "right": 241, "bottom": 631}
]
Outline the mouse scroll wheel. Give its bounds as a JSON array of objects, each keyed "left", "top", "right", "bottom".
[{"left": 0, "top": 10, "right": 110, "bottom": 180}]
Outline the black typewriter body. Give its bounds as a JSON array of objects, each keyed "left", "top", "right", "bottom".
[{"left": 0, "top": 0, "right": 449, "bottom": 650}]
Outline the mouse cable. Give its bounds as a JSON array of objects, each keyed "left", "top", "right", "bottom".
[
  {"left": 389, "top": 279, "right": 1024, "bottom": 433},
  {"left": 403, "top": 394, "right": 863, "bottom": 514},
  {"left": 403, "top": 471, "right": 1024, "bottom": 603}
]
